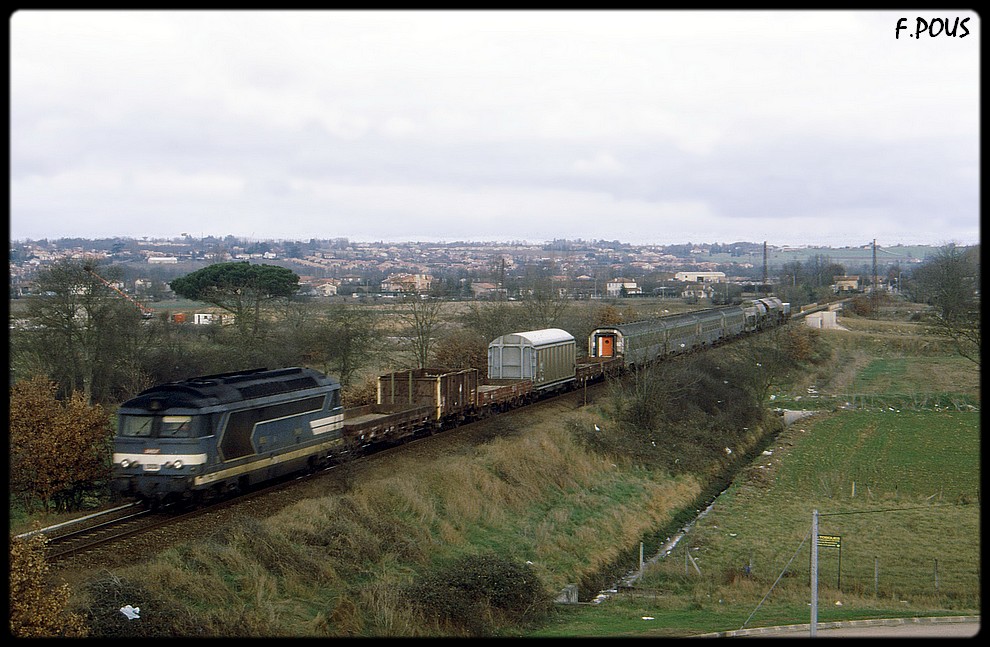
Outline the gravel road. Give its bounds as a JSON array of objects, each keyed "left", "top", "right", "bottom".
[{"left": 714, "top": 616, "right": 980, "bottom": 638}]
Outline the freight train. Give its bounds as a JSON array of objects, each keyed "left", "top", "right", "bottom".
[{"left": 111, "top": 297, "right": 788, "bottom": 506}]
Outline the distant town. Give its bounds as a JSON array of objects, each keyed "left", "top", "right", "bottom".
[{"left": 10, "top": 236, "right": 944, "bottom": 307}]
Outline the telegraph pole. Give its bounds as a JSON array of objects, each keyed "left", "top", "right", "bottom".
[
  {"left": 762, "top": 241, "right": 768, "bottom": 296},
  {"left": 872, "top": 239, "right": 878, "bottom": 318},
  {"left": 811, "top": 509, "right": 819, "bottom": 637}
]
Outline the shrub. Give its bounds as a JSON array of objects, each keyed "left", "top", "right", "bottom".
[
  {"left": 782, "top": 326, "right": 820, "bottom": 363},
  {"left": 404, "top": 552, "right": 551, "bottom": 635},
  {"left": 9, "top": 534, "right": 88, "bottom": 637},
  {"left": 580, "top": 353, "right": 768, "bottom": 475},
  {"left": 81, "top": 571, "right": 204, "bottom": 637},
  {"left": 341, "top": 376, "right": 377, "bottom": 407}
]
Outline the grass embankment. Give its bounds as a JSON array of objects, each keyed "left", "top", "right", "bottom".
[
  {"left": 533, "top": 318, "right": 980, "bottom": 637},
  {"left": 76, "top": 412, "right": 718, "bottom": 636}
]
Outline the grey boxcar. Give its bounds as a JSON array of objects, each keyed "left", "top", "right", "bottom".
[{"left": 488, "top": 328, "right": 576, "bottom": 391}]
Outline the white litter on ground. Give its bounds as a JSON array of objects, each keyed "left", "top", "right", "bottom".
[{"left": 119, "top": 605, "right": 141, "bottom": 620}]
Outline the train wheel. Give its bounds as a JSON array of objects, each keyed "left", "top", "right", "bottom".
[
  {"left": 225, "top": 480, "right": 243, "bottom": 499},
  {"left": 172, "top": 494, "right": 194, "bottom": 512}
]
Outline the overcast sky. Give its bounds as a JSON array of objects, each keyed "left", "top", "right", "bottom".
[{"left": 9, "top": 10, "right": 980, "bottom": 247}]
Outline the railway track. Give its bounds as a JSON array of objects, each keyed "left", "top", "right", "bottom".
[
  {"left": 31, "top": 465, "right": 343, "bottom": 563},
  {"left": 42, "top": 506, "right": 169, "bottom": 561},
  {"left": 26, "top": 435, "right": 452, "bottom": 562}
]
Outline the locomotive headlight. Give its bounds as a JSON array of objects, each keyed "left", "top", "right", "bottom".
[
  {"left": 172, "top": 460, "right": 183, "bottom": 469},
  {"left": 120, "top": 459, "right": 131, "bottom": 469}
]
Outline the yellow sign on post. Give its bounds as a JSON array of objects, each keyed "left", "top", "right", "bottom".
[{"left": 816, "top": 534, "right": 843, "bottom": 589}]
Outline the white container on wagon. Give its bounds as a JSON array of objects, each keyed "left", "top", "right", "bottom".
[{"left": 487, "top": 328, "right": 576, "bottom": 391}]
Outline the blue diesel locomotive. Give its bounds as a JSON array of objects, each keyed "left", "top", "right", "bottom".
[{"left": 112, "top": 367, "right": 344, "bottom": 506}]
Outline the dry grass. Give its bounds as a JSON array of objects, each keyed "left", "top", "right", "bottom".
[{"left": 89, "top": 407, "right": 715, "bottom": 636}]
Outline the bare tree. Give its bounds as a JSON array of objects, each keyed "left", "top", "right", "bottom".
[
  {"left": 17, "top": 259, "right": 145, "bottom": 404},
  {"left": 459, "top": 300, "right": 522, "bottom": 344},
  {"left": 432, "top": 328, "right": 489, "bottom": 372},
  {"left": 519, "top": 278, "right": 570, "bottom": 330},
  {"left": 400, "top": 295, "right": 446, "bottom": 368},
  {"left": 909, "top": 244, "right": 980, "bottom": 366},
  {"left": 303, "top": 302, "right": 380, "bottom": 385}
]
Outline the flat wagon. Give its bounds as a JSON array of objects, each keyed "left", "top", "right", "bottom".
[
  {"left": 476, "top": 378, "right": 533, "bottom": 411},
  {"left": 343, "top": 403, "right": 433, "bottom": 447},
  {"left": 575, "top": 355, "right": 624, "bottom": 383}
]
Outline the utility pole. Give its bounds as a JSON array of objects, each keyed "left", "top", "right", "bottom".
[
  {"left": 811, "top": 509, "right": 819, "bottom": 638},
  {"left": 500, "top": 258, "right": 506, "bottom": 298},
  {"left": 872, "top": 239, "right": 878, "bottom": 318},
  {"left": 762, "top": 241, "right": 768, "bottom": 297}
]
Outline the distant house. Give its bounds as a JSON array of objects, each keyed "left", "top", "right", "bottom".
[
  {"left": 193, "top": 313, "right": 233, "bottom": 325},
  {"left": 674, "top": 271, "right": 725, "bottom": 283},
  {"left": 681, "top": 283, "right": 714, "bottom": 300},
  {"left": 147, "top": 256, "right": 178, "bottom": 264},
  {"left": 309, "top": 278, "right": 339, "bottom": 297},
  {"left": 381, "top": 273, "right": 432, "bottom": 294},
  {"left": 833, "top": 276, "right": 860, "bottom": 292},
  {"left": 606, "top": 278, "right": 641, "bottom": 297},
  {"left": 470, "top": 282, "right": 499, "bottom": 298}
]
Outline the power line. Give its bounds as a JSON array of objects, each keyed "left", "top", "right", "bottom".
[
  {"left": 820, "top": 501, "right": 976, "bottom": 517},
  {"left": 740, "top": 526, "right": 811, "bottom": 631}
]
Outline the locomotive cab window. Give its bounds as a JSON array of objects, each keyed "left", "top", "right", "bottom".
[
  {"left": 162, "top": 416, "right": 194, "bottom": 437},
  {"left": 119, "top": 415, "right": 154, "bottom": 438},
  {"left": 118, "top": 414, "right": 203, "bottom": 438}
]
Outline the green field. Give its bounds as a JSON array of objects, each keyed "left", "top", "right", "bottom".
[
  {"left": 532, "top": 407, "right": 980, "bottom": 637},
  {"left": 777, "top": 410, "right": 978, "bottom": 501},
  {"left": 771, "top": 351, "right": 979, "bottom": 412},
  {"left": 530, "top": 314, "right": 980, "bottom": 637}
]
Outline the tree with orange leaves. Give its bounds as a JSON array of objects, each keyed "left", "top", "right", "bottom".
[{"left": 9, "top": 375, "right": 113, "bottom": 512}]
